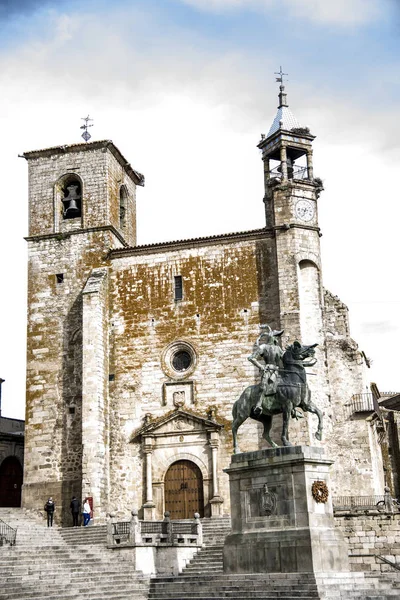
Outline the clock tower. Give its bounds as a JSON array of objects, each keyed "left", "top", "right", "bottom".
[{"left": 259, "top": 77, "right": 327, "bottom": 444}]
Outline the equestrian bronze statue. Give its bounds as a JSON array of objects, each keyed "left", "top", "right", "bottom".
[{"left": 232, "top": 326, "right": 323, "bottom": 452}]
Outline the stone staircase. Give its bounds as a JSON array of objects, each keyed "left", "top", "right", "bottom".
[
  {"left": 1, "top": 510, "right": 399, "bottom": 599},
  {"left": 148, "top": 517, "right": 400, "bottom": 600},
  {"left": 0, "top": 507, "right": 149, "bottom": 600}
]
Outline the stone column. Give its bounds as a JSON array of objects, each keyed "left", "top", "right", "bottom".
[
  {"left": 280, "top": 145, "right": 288, "bottom": 180},
  {"left": 129, "top": 509, "right": 142, "bottom": 545},
  {"left": 263, "top": 157, "right": 270, "bottom": 188},
  {"left": 106, "top": 512, "right": 117, "bottom": 547},
  {"left": 209, "top": 432, "right": 224, "bottom": 517},
  {"left": 81, "top": 268, "right": 110, "bottom": 523},
  {"left": 306, "top": 150, "right": 314, "bottom": 180},
  {"left": 143, "top": 437, "right": 155, "bottom": 520}
]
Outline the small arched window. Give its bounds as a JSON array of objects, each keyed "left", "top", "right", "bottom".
[{"left": 119, "top": 186, "right": 128, "bottom": 229}]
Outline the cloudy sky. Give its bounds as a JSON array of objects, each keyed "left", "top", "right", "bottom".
[{"left": 0, "top": 0, "right": 399, "bottom": 419}]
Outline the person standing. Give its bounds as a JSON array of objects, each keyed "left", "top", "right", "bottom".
[
  {"left": 44, "top": 497, "right": 55, "bottom": 527},
  {"left": 70, "top": 496, "right": 80, "bottom": 527},
  {"left": 82, "top": 498, "right": 91, "bottom": 527}
]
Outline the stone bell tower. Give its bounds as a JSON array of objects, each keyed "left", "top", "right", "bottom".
[
  {"left": 259, "top": 78, "right": 327, "bottom": 445},
  {"left": 22, "top": 140, "right": 144, "bottom": 521}
]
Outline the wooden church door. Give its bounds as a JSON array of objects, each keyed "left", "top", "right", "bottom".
[
  {"left": 0, "top": 456, "right": 23, "bottom": 507},
  {"left": 164, "top": 460, "right": 204, "bottom": 519}
]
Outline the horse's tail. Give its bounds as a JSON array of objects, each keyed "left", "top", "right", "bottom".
[{"left": 232, "top": 398, "right": 238, "bottom": 420}]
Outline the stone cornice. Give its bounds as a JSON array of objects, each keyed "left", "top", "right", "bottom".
[
  {"left": 22, "top": 140, "right": 145, "bottom": 186},
  {"left": 109, "top": 227, "right": 273, "bottom": 259},
  {"left": 25, "top": 224, "right": 128, "bottom": 247}
]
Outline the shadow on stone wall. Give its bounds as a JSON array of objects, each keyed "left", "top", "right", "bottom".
[{"left": 61, "top": 294, "right": 83, "bottom": 526}]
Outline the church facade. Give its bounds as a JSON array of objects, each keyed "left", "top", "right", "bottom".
[{"left": 22, "top": 86, "right": 385, "bottom": 524}]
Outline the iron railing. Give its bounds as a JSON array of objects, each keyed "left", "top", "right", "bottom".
[
  {"left": 376, "top": 555, "right": 400, "bottom": 572},
  {"left": 333, "top": 495, "right": 386, "bottom": 512},
  {"left": 269, "top": 164, "right": 309, "bottom": 181},
  {"left": 108, "top": 515, "right": 202, "bottom": 547},
  {"left": 141, "top": 521, "right": 168, "bottom": 534},
  {"left": 112, "top": 521, "right": 130, "bottom": 535},
  {"left": 0, "top": 518, "right": 17, "bottom": 546},
  {"left": 348, "top": 393, "right": 375, "bottom": 416},
  {"left": 140, "top": 520, "right": 197, "bottom": 535}
]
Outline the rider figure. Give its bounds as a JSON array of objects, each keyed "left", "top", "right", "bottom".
[{"left": 248, "top": 325, "right": 284, "bottom": 416}]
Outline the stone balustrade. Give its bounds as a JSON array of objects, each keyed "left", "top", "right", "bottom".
[{"left": 107, "top": 509, "right": 202, "bottom": 548}]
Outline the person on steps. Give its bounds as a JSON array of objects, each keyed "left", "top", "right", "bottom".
[
  {"left": 44, "top": 497, "right": 55, "bottom": 527},
  {"left": 70, "top": 496, "right": 80, "bottom": 527},
  {"left": 82, "top": 498, "right": 91, "bottom": 526}
]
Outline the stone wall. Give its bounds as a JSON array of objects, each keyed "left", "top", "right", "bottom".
[
  {"left": 108, "top": 233, "right": 280, "bottom": 517},
  {"left": 323, "top": 290, "right": 383, "bottom": 496},
  {"left": 335, "top": 513, "right": 400, "bottom": 572}
]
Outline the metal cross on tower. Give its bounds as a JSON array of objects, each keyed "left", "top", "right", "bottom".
[
  {"left": 274, "top": 66, "right": 288, "bottom": 85},
  {"left": 80, "top": 115, "right": 94, "bottom": 142}
]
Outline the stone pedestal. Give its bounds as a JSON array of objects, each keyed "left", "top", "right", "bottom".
[{"left": 223, "top": 446, "right": 349, "bottom": 574}]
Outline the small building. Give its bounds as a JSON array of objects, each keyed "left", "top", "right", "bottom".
[{"left": 0, "top": 380, "right": 24, "bottom": 507}]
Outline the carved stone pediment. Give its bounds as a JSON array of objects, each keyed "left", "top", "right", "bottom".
[{"left": 131, "top": 409, "right": 222, "bottom": 441}]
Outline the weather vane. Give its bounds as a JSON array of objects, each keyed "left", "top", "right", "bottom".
[
  {"left": 274, "top": 66, "right": 288, "bottom": 85},
  {"left": 80, "top": 115, "right": 93, "bottom": 142}
]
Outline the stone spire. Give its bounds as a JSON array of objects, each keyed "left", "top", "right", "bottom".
[{"left": 266, "top": 83, "right": 301, "bottom": 138}]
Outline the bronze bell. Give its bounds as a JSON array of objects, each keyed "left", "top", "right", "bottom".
[
  {"left": 64, "top": 184, "right": 81, "bottom": 217},
  {"left": 65, "top": 198, "right": 80, "bottom": 216}
]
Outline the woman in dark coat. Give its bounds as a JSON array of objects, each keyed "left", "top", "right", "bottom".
[{"left": 44, "top": 497, "right": 55, "bottom": 527}]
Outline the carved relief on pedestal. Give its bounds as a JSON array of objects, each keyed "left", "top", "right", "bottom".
[{"left": 259, "top": 483, "right": 277, "bottom": 516}]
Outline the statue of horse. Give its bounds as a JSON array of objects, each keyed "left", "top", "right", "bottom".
[{"left": 232, "top": 341, "right": 323, "bottom": 453}]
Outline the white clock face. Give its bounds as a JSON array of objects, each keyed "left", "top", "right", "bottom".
[{"left": 295, "top": 199, "right": 315, "bottom": 222}]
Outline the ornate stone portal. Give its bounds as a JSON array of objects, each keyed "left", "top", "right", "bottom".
[
  {"left": 223, "top": 446, "right": 349, "bottom": 574},
  {"left": 133, "top": 410, "right": 224, "bottom": 520}
]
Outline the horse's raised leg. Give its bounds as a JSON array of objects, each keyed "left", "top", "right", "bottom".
[
  {"left": 260, "top": 415, "right": 278, "bottom": 448},
  {"left": 232, "top": 418, "right": 241, "bottom": 454},
  {"left": 301, "top": 394, "right": 323, "bottom": 441},
  {"left": 281, "top": 407, "right": 293, "bottom": 447},
  {"left": 232, "top": 411, "right": 249, "bottom": 454}
]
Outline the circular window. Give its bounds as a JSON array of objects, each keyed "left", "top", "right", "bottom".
[{"left": 162, "top": 341, "right": 197, "bottom": 379}]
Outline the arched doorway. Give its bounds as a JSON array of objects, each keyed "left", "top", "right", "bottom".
[
  {"left": 164, "top": 460, "right": 204, "bottom": 519},
  {"left": 0, "top": 456, "right": 23, "bottom": 507}
]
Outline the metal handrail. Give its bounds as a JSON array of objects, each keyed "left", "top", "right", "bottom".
[
  {"left": 333, "top": 495, "right": 389, "bottom": 511},
  {"left": 376, "top": 554, "right": 400, "bottom": 572},
  {"left": 269, "top": 164, "right": 309, "bottom": 181},
  {"left": 0, "top": 518, "right": 17, "bottom": 546}
]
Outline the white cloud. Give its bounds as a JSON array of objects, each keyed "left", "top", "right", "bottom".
[{"left": 180, "top": 0, "right": 383, "bottom": 26}]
